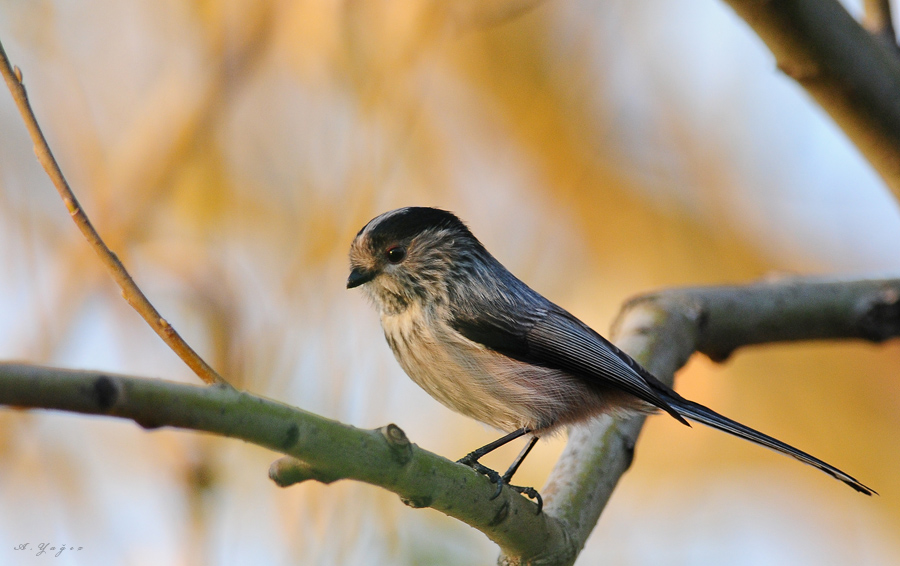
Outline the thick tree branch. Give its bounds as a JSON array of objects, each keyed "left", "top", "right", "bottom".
[
  {"left": 2, "top": 277, "right": 897, "bottom": 565},
  {"left": 628, "top": 276, "right": 900, "bottom": 362},
  {"left": 721, "top": 0, "right": 900, "bottom": 201},
  {"left": 0, "top": 363, "right": 560, "bottom": 558},
  {"left": 0, "top": 38, "right": 229, "bottom": 387}
]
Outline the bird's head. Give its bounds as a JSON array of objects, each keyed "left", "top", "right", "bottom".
[{"left": 347, "top": 207, "right": 484, "bottom": 315}]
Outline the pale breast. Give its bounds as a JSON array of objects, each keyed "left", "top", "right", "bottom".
[{"left": 380, "top": 305, "right": 605, "bottom": 433}]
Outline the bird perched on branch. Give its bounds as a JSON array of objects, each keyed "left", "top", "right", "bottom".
[{"left": 347, "top": 206, "right": 874, "bottom": 511}]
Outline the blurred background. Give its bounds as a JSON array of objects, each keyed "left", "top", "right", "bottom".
[{"left": 1, "top": 0, "right": 899, "bottom": 564}]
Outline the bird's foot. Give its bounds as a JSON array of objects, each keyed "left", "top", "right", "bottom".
[
  {"left": 505, "top": 483, "right": 543, "bottom": 514},
  {"left": 457, "top": 455, "right": 543, "bottom": 514}
]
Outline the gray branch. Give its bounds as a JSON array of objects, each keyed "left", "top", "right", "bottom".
[
  {"left": 1, "top": 276, "right": 898, "bottom": 565},
  {"left": 721, "top": 0, "right": 900, "bottom": 200}
]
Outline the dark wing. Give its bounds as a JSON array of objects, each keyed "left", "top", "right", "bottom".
[
  {"left": 450, "top": 297, "right": 688, "bottom": 425},
  {"left": 448, "top": 271, "right": 875, "bottom": 495}
]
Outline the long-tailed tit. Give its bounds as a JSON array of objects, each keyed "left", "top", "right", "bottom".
[{"left": 347, "top": 207, "right": 873, "bottom": 510}]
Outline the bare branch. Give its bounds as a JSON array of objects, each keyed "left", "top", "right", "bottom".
[
  {"left": 721, "top": 0, "right": 900, "bottom": 202},
  {"left": 0, "top": 38, "right": 230, "bottom": 388},
  {"left": 0, "top": 363, "right": 561, "bottom": 558}
]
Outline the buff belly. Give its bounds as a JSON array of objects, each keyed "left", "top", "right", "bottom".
[{"left": 380, "top": 307, "right": 604, "bottom": 434}]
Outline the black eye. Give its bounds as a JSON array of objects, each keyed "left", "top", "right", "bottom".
[{"left": 386, "top": 246, "right": 406, "bottom": 264}]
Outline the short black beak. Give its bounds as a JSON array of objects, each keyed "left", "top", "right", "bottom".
[{"left": 347, "top": 267, "right": 376, "bottom": 289}]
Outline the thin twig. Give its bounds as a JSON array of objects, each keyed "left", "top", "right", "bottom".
[{"left": 0, "top": 39, "right": 230, "bottom": 387}]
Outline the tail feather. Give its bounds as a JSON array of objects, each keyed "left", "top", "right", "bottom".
[{"left": 665, "top": 395, "right": 875, "bottom": 496}]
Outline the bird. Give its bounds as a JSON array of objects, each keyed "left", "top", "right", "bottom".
[{"left": 346, "top": 206, "right": 874, "bottom": 511}]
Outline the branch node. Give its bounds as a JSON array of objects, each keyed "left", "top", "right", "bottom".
[
  {"left": 268, "top": 456, "right": 341, "bottom": 487},
  {"left": 400, "top": 494, "right": 434, "bottom": 508},
  {"left": 378, "top": 423, "right": 413, "bottom": 465},
  {"left": 704, "top": 346, "right": 735, "bottom": 364},
  {"left": 281, "top": 422, "right": 300, "bottom": 450},
  {"left": 134, "top": 417, "right": 163, "bottom": 430},
  {"left": 62, "top": 197, "right": 79, "bottom": 216},
  {"left": 91, "top": 375, "right": 119, "bottom": 412},
  {"left": 487, "top": 499, "right": 511, "bottom": 526},
  {"left": 857, "top": 285, "right": 900, "bottom": 341},
  {"left": 13, "top": 65, "right": 22, "bottom": 83},
  {"left": 159, "top": 318, "right": 176, "bottom": 337}
]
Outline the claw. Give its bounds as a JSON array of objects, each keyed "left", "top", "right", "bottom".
[
  {"left": 468, "top": 461, "right": 502, "bottom": 486},
  {"left": 508, "top": 484, "right": 543, "bottom": 514},
  {"left": 457, "top": 431, "right": 543, "bottom": 514},
  {"left": 490, "top": 480, "right": 504, "bottom": 500},
  {"left": 459, "top": 457, "right": 543, "bottom": 513}
]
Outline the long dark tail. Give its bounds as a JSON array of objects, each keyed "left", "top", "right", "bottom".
[{"left": 664, "top": 395, "right": 875, "bottom": 495}]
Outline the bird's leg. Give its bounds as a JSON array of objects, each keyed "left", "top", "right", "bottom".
[
  {"left": 499, "top": 434, "right": 538, "bottom": 485},
  {"left": 458, "top": 428, "right": 529, "bottom": 466},
  {"left": 458, "top": 429, "right": 543, "bottom": 513},
  {"left": 491, "top": 436, "right": 542, "bottom": 513},
  {"left": 458, "top": 428, "right": 528, "bottom": 485}
]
